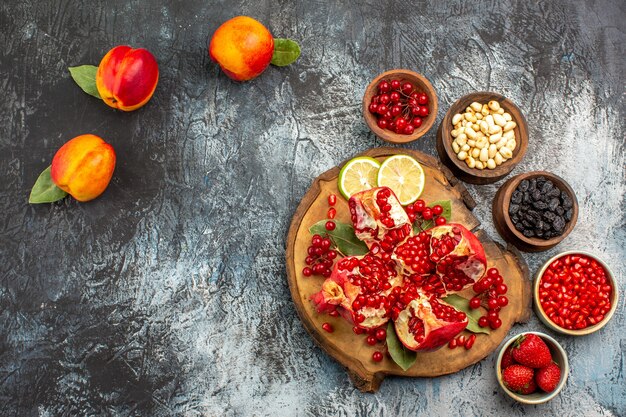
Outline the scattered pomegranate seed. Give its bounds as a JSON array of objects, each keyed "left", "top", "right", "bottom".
[
  {"left": 327, "top": 207, "right": 336, "bottom": 219},
  {"left": 464, "top": 334, "right": 476, "bottom": 350},
  {"left": 328, "top": 310, "right": 339, "bottom": 317},
  {"left": 372, "top": 351, "right": 384, "bottom": 362},
  {"left": 353, "top": 326, "right": 364, "bottom": 335},
  {"left": 322, "top": 322, "right": 334, "bottom": 333},
  {"left": 448, "top": 338, "right": 457, "bottom": 349},
  {"left": 328, "top": 194, "right": 336, "bottom": 206}
]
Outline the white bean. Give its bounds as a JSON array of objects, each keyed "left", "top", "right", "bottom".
[
  {"left": 467, "top": 140, "right": 476, "bottom": 147},
  {"left": 496, "top": 108, "right": 504, "bottom": 115},
  {"left": 475, "top": 160, "right": 484, "bottom": 170},
  {"left": 503, "top": 121, "right": 517, "bottom": 132},
  {"left": 471, "top": 148, "right": 480, "bottom": 158},
  {"left": 466, "top": 156, "right": 476, "bottom": 168},
  {"left": 487, "top": 158, "right": 496, "bottom": 169},
  {"left": 489, "top": 124, "right": 502, "bottom": 135},
  {"left": 465, "top": 106, "right": 474, "bottom": 114},
  {"left": 470, "top": 102, "right": 482, "bottom": 112},
  {"left": 493, "top": 113, "right": 506, "bottom": 127},
  {"left": 461, "top": 144, "right": 470, "bottom": 152},
  {"left": 452, "top": 141, "right": 460, "bottom": 153},
  {"left": 499, "top": 146, "right": 513, "bottom": 159},
  {"left": 451, "top": 129, "right": 459, "bottom": 138},
  {"left": 506, "top": 139, "right": 517, "bottom": 150},
  {"left": 488, "top": 100, "right": 501, "bottom": 111},
  {"left": 496, "top": 136, "right": 508, "bottom": 149},
  {"left": 489, "top": 131, "right": 502, "bottom": 143},
  {"left": 488, "top": 143, "right": 497, "bottom": 158},
  {"left": 466, "top": 126, "right": 477, "bottom": 139},
  {"left": 481, "top": 105, "right": 489, "bottom": 116},
  {"left": 503, "top": 112, "right": 512, "bottom": 122},
  {"left": 503, "top": 129, "right": 515, "bottom": 140},
  {"left": 494, "top": 153, "right": 504, "bottom": 165},
  {"left": 476, "top": 136, "right": 488, "bottom": 149},
  {"left": 480, "top": 121, "right": 489, "bottom": 134},
  {"left": 479, "top": 147, "right": 489, "bottom": 162},
  {"left": 457, "top": 134, "right": 467, "bottom": 145},
  {"left": 452, "top": 113, "right": 463, "bottom": 125},
  {"left": 485, "top": 114, "right": 495, "bottom": 127},
  {"left": 475, "top": 113, "right": 483, "bottom": 120},
  {"left": 457, "top": 150, "right": 468, "bottom": 160}
]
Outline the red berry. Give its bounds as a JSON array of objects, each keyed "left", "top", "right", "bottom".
[
  {"left": 395, "top": 118, "right": 407, "bottom": 130},
  {"left": 401, "top": 82, "right": 413, "bottom": 94},
  {"left": 375, "top": 328, "right": 387, "bottom": 341},
  {"left": 418, "top": 106, "right": 429, "bottom": 117},
  {"left": 368, "top": 103, "right": 378, "bottom": 114},
  {"left": 469, "top": 297, "right": 481, "bottom": 309},
  {"left": 322, "top": 322, "right": 334, "bottom": 333},
  {"left": 417, "top": 93, "right": 428, "bottom": 105},
  {"left": 478, "top": 316, "right": 489, "bottom": 327},
  {"left": 412, "top": 117, "right": 423, "bottom": 127},
  {"left": 435, "top": 216, "right": 446, "bottom": 225},
  {"left": 489, "top": 318, "right": 502, "bottom": 329},
  {"left": 497, "top": 295, "right": 509, "bottom": 307},
  {"left": 403, "top": 125, "right": 415, "bottom": 135},
  {"left": 422, "top": 208, "right": 433, "bottom": 220},
  {"left": 390, "top": 91, "right": 400, "bottom": 102},
  {"left": 432, "top": 205, "right": 443, "bottom": 216},
  {"left": 302, "top": 267, "right": 313, "bottom": 277},
  {"left": 488, "top": 298, "right": 499, "bottom": 309},
  {"left": 413, "top": 200, "right": 425, "bottom": 212},
  {"left": 390, "top": 79, "right": 401, "bottom": 90},
  {"left": 352, "top": 326, "right": 364, "bottom": 335},
  {"left": 372, "top": 351, "right": 383, "bottom": 362},
  {"left": 366, "top": 335, "right": 378, "bottom": 346},
  {"left": 378, "top": 81, "right": 390, "bottom": 93},
  {"left": 488, "top": 268, "right": 499, "bottom": 278},
  {"left": 325, "top": 221, "right": 336, "bottom": 231},
  {"left": 377, "top": 119, "right": 388, "bottom": 129},
  {"left": 496, "top": 284, "right": 508, "bottom": 295}
]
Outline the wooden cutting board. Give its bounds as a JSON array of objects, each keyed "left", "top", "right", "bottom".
[{"left": 285, "top": 147, "right": 531, "bottom": 392}]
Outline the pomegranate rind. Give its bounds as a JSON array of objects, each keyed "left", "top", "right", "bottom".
[
  {"left": 430, "top": 223, "right": 487, "bottom": 284},
  {"left": 394, "top": 295, "right": 468, "bottom": 351},
  {"left": 349, "top": 187, "right": 412, "bottom": 249}
]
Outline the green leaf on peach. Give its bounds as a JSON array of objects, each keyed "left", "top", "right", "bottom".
[
  {"left": 271, "top": 38, "right": 300, "bottom": 66},
  {"left": 69, "top": 65, "right": 101, "bottom": 99},
  {"left": 29, "top": 165, "right": 68, "bottom": 204}
]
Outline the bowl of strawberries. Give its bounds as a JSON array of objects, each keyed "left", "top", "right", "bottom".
[{"left": 496, "top": 331, "right": 568, "bottom": 404}]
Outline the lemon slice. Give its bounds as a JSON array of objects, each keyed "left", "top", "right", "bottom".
[
  {"left": 338, "top": 156, "right": 381, "bottom": 199},
  {"left": 377, "top": 155, "right": 425, "bottom": 205}
]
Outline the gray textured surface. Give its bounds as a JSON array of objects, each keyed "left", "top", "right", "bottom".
[{"left": 1, "top": 0, "right": 625, "bottom": 416}]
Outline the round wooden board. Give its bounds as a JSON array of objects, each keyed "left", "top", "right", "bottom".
[{"left": 286, "top": 147, "right": 532, "bottom": 392}]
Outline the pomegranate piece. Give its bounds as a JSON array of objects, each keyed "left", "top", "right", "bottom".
[
  {"left": 394, "top": 293, "right": 468, "bottom": 351},
  {"left": 311, "top": 253, "right": 403, "bottom": 330},
  {"left": 348, "top": 187, "right": 413, "bottom": 253},
  {"left": 393, "top": 223, "right": 487, "bottom": 293}
]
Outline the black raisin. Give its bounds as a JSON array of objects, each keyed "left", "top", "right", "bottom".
[
  {"left": 549, "top": 187, "right": 561, "bottom": 197},
  {"left": 541, "top": 181, "right": 553, "bottom": 194},
  {"left": 553, "top": 216, "right": 566, "bottom": 232},
  {"left": 548, "top": 198, "right": 560, "bottom": 211},
  {"left": 509, "top": 204, "right": 520, "bottom": 215},
  {"left": 565, "top": 208, "right": 573, "bottom": 221},
  {"left": 519, "top": 180, "right": 529, "bottom": 192},
  {"left": 532, "top": 190, "right": 542, "bottom": 201},
  {"left": 562, "top": 196, "right": 573, "bottom": 209},
  {"left": 529, "top": 178, "right": 537, "bottom": 190},
  {"left": 523, "top": 229, "right": 535, "bottom": 238},
  {"left": 556, "top": 207, "right": 565, "bottom": 215},
  {"left": 533, "top": 201, "right": 548, "bottom": 210},
  {"left": 543, "top": 211, "right": 556, "bottom": 222},
  {"left": 511, "top": 190, "right": 523, "bottom": 204}
]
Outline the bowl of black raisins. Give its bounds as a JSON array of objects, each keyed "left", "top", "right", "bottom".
[{"left": 492, "top": 171, "right": 578, "bottom": 252}]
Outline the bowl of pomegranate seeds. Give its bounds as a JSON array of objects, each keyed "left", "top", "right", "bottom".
[
  {"left": 362, "top": 69, "right": 438, "bottom": 144},
  {"left": 496, "top": 331, "right": 569, "bottom": 404},
  {"left": 534, "top": 251, "right": 618, "bottom": 335}
]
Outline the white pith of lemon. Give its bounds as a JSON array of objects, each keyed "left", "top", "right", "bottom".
[{"left": 376, "top": 155, "right": 425, "bottom": 205}]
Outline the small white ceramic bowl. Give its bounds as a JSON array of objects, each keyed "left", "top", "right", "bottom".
[
  {"left": 534, "top": 251, "right": 618, "bottom": 335},
  {"left": 496, "top": 331, "right": 569, "bottom": 404}
]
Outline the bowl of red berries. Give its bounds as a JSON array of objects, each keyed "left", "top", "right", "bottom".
[
  {"left": 363, "top": 69, "right": 438, "bottom": 144},
  {"left": 534, "top": 251, "right": 618, "bottom": 336},
  {"left": 497, "top": 332, "right": 569, "bottom": 404}
]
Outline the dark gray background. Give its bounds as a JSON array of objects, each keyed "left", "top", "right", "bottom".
[{"left": 1, "top": 0, "right": 624, "bottom": 416}]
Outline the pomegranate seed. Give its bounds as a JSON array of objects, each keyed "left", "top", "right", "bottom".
[
  {"left": 372, "top": 351, "right": 383, "bottom": 362},
  {"left": 328, "top": 194, "right": 336, "bottom": 206},
  {"left": 322, "top": 322, "right": 334, "bottom": 333},
  {"left": 464, "top": 334, "right": 476, "bottom": 350},
  {"left": 327, "top": 207, "right": 336, "bottom": 219},
  {"left": 448, "top": 339, "right": 457, "bottom": 349},
  {"left": 328, "top": 310, "right": 339, "bottom": 317},
  {"left": 457, "top": 335, "right": 466, "bottom": 345},
  {"left": 353, "top": 326, "right": 364, "bottom": 335}
]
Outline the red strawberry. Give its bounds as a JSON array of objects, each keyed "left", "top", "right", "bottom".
[
  {"left": 502, "top": 364, "right": 535, "bottom": 393},
  {"left": 511, "top": 334, "right": 552, "bottom": 368},
  {"left": 501, "top": 346, "right": 516, "bottom": 370},
  {"left": 536, "top": 362, "right": 561, "bottom": 393},
  {"left": 519, "top": 377, "right": 538, "bottom": 394}
]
